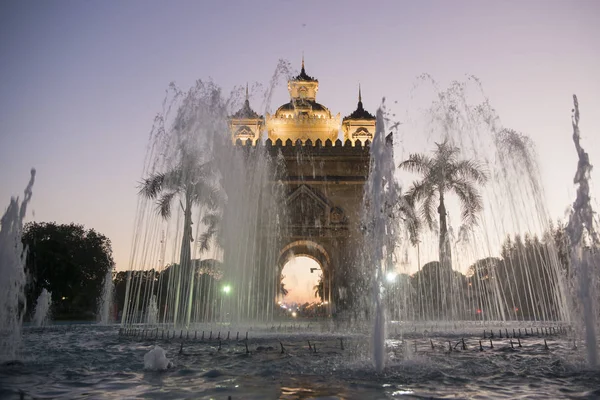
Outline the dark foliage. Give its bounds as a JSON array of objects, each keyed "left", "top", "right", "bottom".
[
  {"left": 115, "top": 259, "right": 223, "bottom": 323},
  {"left": 22, "top": 222, "right": 114, "bottom": 319}
]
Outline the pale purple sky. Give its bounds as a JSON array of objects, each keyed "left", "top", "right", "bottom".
[{"left": 1, "top": 0, "right": 599, "bottom": 276}]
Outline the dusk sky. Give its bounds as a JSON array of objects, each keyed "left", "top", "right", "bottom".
[{"left": 1, "top": 0, "right": 599, "bottom": 286}]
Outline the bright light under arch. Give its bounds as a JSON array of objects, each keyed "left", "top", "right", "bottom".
[{"left": 280, "top": 256, "right": 322, "bottom": 305}]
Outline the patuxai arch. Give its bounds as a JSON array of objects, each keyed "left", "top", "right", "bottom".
[{"left": 228, "top": 59, "right": 378, "bottom": 315}]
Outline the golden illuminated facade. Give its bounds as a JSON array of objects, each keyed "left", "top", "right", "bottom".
[
  {"left": 229, "top": 59, "right": 376, "bottom": 146},
  {"left": 341, "top": 85, "right": 376, "bottom": 145},
  {"left": 229, "top": 60, "right": 382, "bottom": 315},
  {"left": 229, "top": 85, "right": 263, "bottom": 145}
]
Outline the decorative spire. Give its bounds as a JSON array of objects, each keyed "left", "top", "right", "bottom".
[
  {"left": 231, "top": 83, "right": 261, "bottom": 119},
  {"left": 343, "top": 83, "right": 375, "bottom": 121},
  {"left": 358, "top": 84, "right": 362, "bottom": 103},
  {"left": 293, "top": 53, "right": 317, "bottom": 82}
]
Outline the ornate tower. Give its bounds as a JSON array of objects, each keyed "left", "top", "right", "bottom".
[
  {"left": 341, "top": 85, "right": 376, "bottom": 146},
  {"left": 229, "top": 85, "right": 264, "bottom": 145},
  {"left": 228, "top": 60, "right": 378, "bottom": 317},
  {"left": 266, "top": 58, "right": 341, "bottom": 145}
]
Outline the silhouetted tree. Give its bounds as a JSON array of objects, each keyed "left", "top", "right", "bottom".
[
  {"left": 411, "top": 261, "right": 468, "bottom": 320},
  {"left": 280, "top": 274, "right": 289, "bottom": 297},
  {"left": 22, "top": 222, "right": 114, "bottom": 319},
  {"left": 400, "top": 140, "right": 488, "bottom": 272},
  {"left": 139, "top": 152, "right": 220, "bottom": 325},
  {"left": 466, "top": 257, "right": 504, "bottom": 320},
  {"left": 498, "top": 231, "right": 565, "bottom": 320},
  {"left": 313, "top": 277, "right": 324, "bottom": 301}
]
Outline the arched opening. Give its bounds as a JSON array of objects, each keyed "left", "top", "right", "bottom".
[
  {"left": 277, "top": 240, "right": 333, "bottom": 318},
  {"left": 280, "top": 256, "right": 323, "bottom": 306}
]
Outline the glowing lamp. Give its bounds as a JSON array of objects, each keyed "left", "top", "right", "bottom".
[{"left": 386, "top": 271, "right": 397, "bottom": 283}]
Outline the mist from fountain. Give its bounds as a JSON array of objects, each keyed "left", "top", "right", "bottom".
[
  {"left": 97, "top": 269, "right": 114, "bottom": 325},
  {"left": 386, "top": 76, "right": 571, "bottom": 325},
  {"left": 120, "top": 66, "right": 579, "bottom": 364},
  {"left": 566, "top": 95, "right": 599, "bottom": 367},
  {"left": 361, "top": 104, "right": 401, "bottom": 371},
  {"left": 2, "top": 67, "right": 598, "bottom": 398},
  {"left": 146, "top": 294, "right": 158, "bottom": 325},
  {"left": 0, "top": 169, "right": 35, "bottom": 362},
  {"left": 121, "top": 62, "right": 293, "bottom": 328},
  {"left": 32, "top": 288, "right": 52, "bottom": 327},
  {"left": 143, "top": 346, "right": 172, "bottom": 371}
]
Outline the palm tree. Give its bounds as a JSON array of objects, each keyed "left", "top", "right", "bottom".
[
  {"left": 399, "top": 139, "right": 488, "bottom": 272},
  {"left": 280, "top": 275, "right": 289, "bottom": 297},
  {"left": 391, "top": 190, "right": 421, "bottom": 247},
  {"left": 313, "top": 278, "right": 324, "bottom": 301},
  {"left": 139, "top": 151, "right": 221, "bottom": 326}
]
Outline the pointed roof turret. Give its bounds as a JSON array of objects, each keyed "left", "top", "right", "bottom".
[
  {"left": 293, "top": 55, "right": 318, "bottom": 82},
  {"left": 231, "top": 83, "right": 261, "bottom": 119},
  {"left": 343, "top": 84, "right": 375, "bottom": 121}
]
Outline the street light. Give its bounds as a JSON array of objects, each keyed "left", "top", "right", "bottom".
[
  {"left": 386, "top": 271, "right": 397, "bottom": 283},
  {"left": 222, "top": 285, "right": 231, "bottom": 294}
]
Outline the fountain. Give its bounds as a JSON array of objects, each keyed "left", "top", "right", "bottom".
[
  {"left": 97, "top": 268, "right": 114, "bottom": 325},
  {"left": 0, "top": 169, "right": 35, "bottom": 362},
  {"left": 566, "top": 95, "right": 599, "bottom": 367},
  {"left": 32, "top": 289, "right": 52, "bottom": 327},
  {"left": 143, "top": 346, "right": 172, "bottom": 371},
  {"left": 146, "top": 294, "right": 158, "bottom": 325},
  {"left": 119, "top": 69, "right": 579, "bottom": 336},
  {"left": 3, "top": 66, "right": 599, "bottom": 399},
  {"left": 363, "top": 106, "right": 398, "bottom": 372}
]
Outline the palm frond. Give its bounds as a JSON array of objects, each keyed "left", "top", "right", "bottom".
[
  {"left": 434, "top": 139, "right": 460, "bottom": 160},
  {"left": 197, "top": 211, "right": 220, "bottom": 253},
  {"left": 454, "top": 159, "right": 489, "bottom": 185},
  {"left": 139, "top": 173, "right": 166, "bottom": 199},
  {"left": 197, "top": 227, "right": 217, "bottom": 253},
  {"left": 421, "top": 192, "right": 438, "bottom": 232},
  {"left": 396, "top": 194, "right": 421, "bottom": 246},
  {"left": 201, "top": 212, "right": 221, "bottom": 228},
  {"left": 139, "top": 167, "right": 184, "bottom": 199},
  {"left": 405, "top": 179, "right": 437, "bottom": 231},
  {"left": 157, "top": 191, "right": 178, "bottom": 218},
  {"left": 190, "top": 182, "right": 223, "bottom": 210},
  {"left": 399, "top": 153, "right": 433, "bottom": 175},
  {"left": 450, "top": 177, "right": 484, "bottom": 230}
]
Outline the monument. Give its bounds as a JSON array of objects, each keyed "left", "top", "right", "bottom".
[{"left": 229, "top": 59, "right": 378, "bottom": 313}]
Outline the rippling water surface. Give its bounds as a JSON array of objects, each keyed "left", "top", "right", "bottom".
[{"left": 1, "top": 324, "right": 599, "bottom": 399}]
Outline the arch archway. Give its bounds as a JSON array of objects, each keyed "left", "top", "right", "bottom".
[
  {"left": 280, "top": 256, "right": 323, "bottom": 305},
  {"left": 278, "top": 240, "right": 333, "bottom": 315}
]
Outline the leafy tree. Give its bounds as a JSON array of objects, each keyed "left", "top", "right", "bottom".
[
  {"left": 466, "top": 257, "right": 504, "bottom": 320},
  {"left": 411, "top": 261, "right": 468, "bottom": 320},
  {"left": 116, "top": 259, "right": 223, "bottom": 323},
  {"left": 22, "top": 222, "right": 114, "bottom": 319},
  {"left": 400, "top": 139, "right": 488, "bottom": 272},
  {"left": 114, "top": 269, "right": 160, "bottom": 322},
  {"left": 498, "top": 232, "right": 566, "bottom": 320}
]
